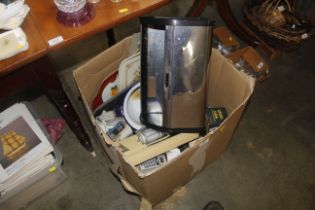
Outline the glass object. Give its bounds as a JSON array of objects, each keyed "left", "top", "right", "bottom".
[
  {"left": 54, "top": 0, "right": 95, "bottom": 27},
  {"left": 137, "top": 128, "right": 167, "bottom": 145}
]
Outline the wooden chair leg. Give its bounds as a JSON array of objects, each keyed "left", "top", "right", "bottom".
[
  {"left": 106, "top": 28, "right": 116, "bottom": 47},
  {"left": 33, "top": 56, "right": 94, "bottom": 152},
  {"left": 186, "top": 0, "right": 208, "bottom": 17},
  {"left": 214, "top": 0, "right": 259, "bottom": 46}
]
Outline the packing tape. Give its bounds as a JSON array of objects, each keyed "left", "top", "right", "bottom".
[{"left": 188, "top": 140, "right": 209, "bottom": 175}]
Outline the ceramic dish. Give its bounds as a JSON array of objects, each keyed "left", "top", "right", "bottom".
[
  {"left": 123, "top": 83, "right": 143, "bottom": 130},
  {"left": 92, "top": 71, "right": 118, "bottom": 111}
]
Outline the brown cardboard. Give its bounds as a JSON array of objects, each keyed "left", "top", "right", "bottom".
[
  {"left": 226, "top": 47, "right": 269, "bottom": 73},
  {"left": 224, "top": 47, "right": 248, "bottom": 64},
  {"left": 121, "top": 133, "right": 199, "bottom": 166},
  {"left": 73, "top": 37, "right": 134, "bottom": 167},
  {"left": 226, "top": 46, "right": 270, "bottom": 81},
  {"left": 213, "top": 26, "right": 240, "bottom": 48},
  {"left": 73, "top": 36, "right": 255, "bottom": 206},
  {"left": 243, "top": 47, "right": 269, "bottom": 73}
]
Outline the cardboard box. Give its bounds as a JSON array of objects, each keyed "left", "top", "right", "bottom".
[
  {"left": 213, "top": 26, "right": 240, "bottom": 55},
  {"left": 73, "top": 36, "right": 255, "bottom": 206},
  {"left": 226, "top": 46, "right": 270, "bottom": 81}
]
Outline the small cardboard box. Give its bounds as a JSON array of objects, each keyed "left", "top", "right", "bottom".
[
  {"left": 226, "top": 46, "right": 270, "bottom": 81},
  {"left": 213, "top": 26, "right": 240, "bottom": 47},
  {"left": 73, "top": 36, "right": 255, "bottom": 206},
  {"left": 213, "top": 26, "right": 240, "bottom": 55}
]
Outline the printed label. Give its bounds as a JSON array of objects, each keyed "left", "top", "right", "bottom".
[
  {"left": 48, "top": 36, "right": 64, "bottom": 47},
  {"left": 278, "top": 6, "right": 285, "bottom": 12},
  {"left": 119, "top": 8, "right": 128, "bottom": 13},
  {"left": 49, "top": 166, "right": 57, "bottom": 173},
  {"left": 257, "top": 62, "right": 264, "bottom": 69},
  {"left": 301, "top": 33, "right": 308, "bottom": 39}
]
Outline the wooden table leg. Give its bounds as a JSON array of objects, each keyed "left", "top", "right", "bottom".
[
  {"left": 106, "top": 28, "right": 116, "bottom": 47},
  {"left": 33, "top": 56, "right": 94, "bottom": 152},
  {"left": 186, "top": 0, "right": 209, "bottom": 17}
]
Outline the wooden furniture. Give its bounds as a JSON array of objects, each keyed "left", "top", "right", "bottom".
[
  {"left": 27, "top": 0, "right": 170, "bottom": 50},
  {"left": 0, "top": 15, "right": 94, "bottom": 152},
  {"left": 0, "top": 16, "right": 46, "bottom": 77},
  {"left": 187, "top": 0, "right": 259, "bottom": 46},
  {"left": 0, "top": 0, "right": 170, "bottom": 153},
  {"left": 187, "top": 0, "right": 279, "bottom": 59}
]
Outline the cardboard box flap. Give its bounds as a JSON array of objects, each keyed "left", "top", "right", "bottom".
[
  {"left": 226, "top": 47, "right": 269, "bottom": 73},
  {"left": 225, "top": 47, "right": 248, "bottom": 62},
  {"left": 73, "top": 37, "right": 133, "bottom": 107},
  {"left": 207, "top": 49, "right": 255, "bottom": 113},
  {"left": 120, "top": 92, "right": 249, "bottom": 205},
  {"left": 120, "top": 143, "right": 197, "bottom": 204}
]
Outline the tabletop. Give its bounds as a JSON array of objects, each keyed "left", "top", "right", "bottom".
[
  {"left": 0, "top": 0, "right": 170, "bottom": 75},
  {"left": 0, "top": 15, "right": 47, "bottom": 76},
  {"left": 27, "top": 0, "right": 170, "bottom": 51}
]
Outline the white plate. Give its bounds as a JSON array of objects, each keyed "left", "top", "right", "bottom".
[
  {"left": 123, "top": 83, "right": 143, "bottom": 130},
  {"left": 101, "top": 77, "right": 119, "bottom": 103},
  {"left": 118, "top": 52, "right": 140, "bottom": 90}
]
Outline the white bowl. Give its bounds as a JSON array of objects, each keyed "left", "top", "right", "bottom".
[{"left": 123, "top": 83, "right": 143, "bottom": 130}]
